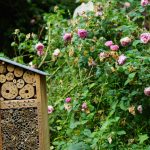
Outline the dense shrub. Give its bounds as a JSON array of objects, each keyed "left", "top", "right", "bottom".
[{"left": 9, "top": 0, "right": 150, "bottom": 149}]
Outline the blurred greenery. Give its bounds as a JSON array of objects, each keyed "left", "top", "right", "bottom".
[{"left": 0, "top": 0, "right": 78, "bottom": 58}]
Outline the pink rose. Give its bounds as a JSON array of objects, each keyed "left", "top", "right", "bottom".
[
  {"left": 65, "top": 97, "right": 71, "bottom": 103},
  {"left": 37, "top": 50, "right": 44, "bottom": 56},
  {"left": 48, "top": 105, "right": 54, "bottom": 114},
  {"left": 35, "top": 42, "right": 44, "bottom": 56},
  {"left": 35, "top": 42, "right": 44, "bottom": 51},
  {"left": 120, "top": 37, "right": 131, "bottom": 46},
  {"left": 137, "top": 105, "right": 142, "bottom": 114},
  {"left": 63, "top": 33, "right": 72, "bottom": 41},
  {"left": 141, "top": 0, "right": 150, "bottom": 6},
  {"left": 110, "top": 45, "right": 119, "bottom": 51},
  {"left": 82, "top": 102, "right": 87, "bottom": 109},
  {"left": 53, "top": 49, "right": 60, "bottom": 57},
  {"left": 105, "top": 41, "right": 113, "bottom": 47},
  {"left": 144, "top": 87, "right": 150, "bottom": 96},
  {"left": 140, "top": 33, "right": 150, "bottom": 44},
  {"left": 77, "top": 29, "right": 88, "bottom": 39},
  {"left": 118, "top": 54, "right": 127, "bottom": 65}
]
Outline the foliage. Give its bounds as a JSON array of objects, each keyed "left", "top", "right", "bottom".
[
  {"left": 9, "top": 0, "right": 150, "bottom": 149},
  {"left": 0, "top": 0, "right": 78, "bottom": 57}
]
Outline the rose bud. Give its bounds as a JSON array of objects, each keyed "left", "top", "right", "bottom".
[
  {"left": 144, "top": 87, "right": 150, "bottom": 96},
  {"left": 105, "top": 41, "right": 113, "bottom": 47},
  {"left": 63, "top": 33, "right": 72, "bottom": 42},
  {"left": 82, "top": 102, "right": 87, "bottom": 109},
  {"left": 35, "top": 42, "right": 44, "bottom": 56},
  {"left": 37, "top": 50, "right": 44, "bottom": 56},
  {"left": 137, "top": 105, "right": 142, "bottom": 114},
  {"left": 65, "top": 97, "right": 71, "bottom": 103},
  {"left": 140, "top": 33, "right": 150, "bottom": 44},
  {"left": 48, "top": 105, "right": 54, "bottom": 114},
  {"left": 53, "top": 48, "right": 60, "bottom": 57},
  {"left": 120, "top": 37, "right": 131, "bottom": 46},
  {"left": 118, "top": 54, "right": 127, "bottom": 65},
  {"left": 110, "top": 45, "right": 119, "bottom": 51},
  {"left": 35, "top": 42, "right": 44, "bottom": 51},
  {"left": 77, "top": 29, "right": 88, "bottom": 39}
]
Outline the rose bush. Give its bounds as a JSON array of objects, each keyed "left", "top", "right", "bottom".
[{"left": 11, "top": 0, "right": 150, "bottom": 149}]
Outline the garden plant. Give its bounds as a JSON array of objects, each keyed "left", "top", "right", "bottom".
[{"left": 9, "top": 0, "right": 150, "bottom": 149}]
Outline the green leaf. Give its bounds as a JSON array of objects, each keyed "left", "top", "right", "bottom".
[
  {"left": 83, "top": 129, "right": 91, "bottom": 137},
  {"left": 119, "top": 100, "right": 129, "bottom": 111},
  {"left": 68, "top": 142, "right": 90, "bottom": 150},
  {"left": 124, "top": 72, "right": 136, "bottom": 85},
  {"left": 117, "top": 130, "right": 126, "bottom": 135},
  {"left": 88, "top": 83, "right": 96, "bottom": 89},
  {"left": 138, "top": 134, "right": 149, "bottom": 144},
  {"left": 128, "top": 72, "right": 136, "bottom": 79},
  {"left": 132, "top": 40, "right": 141, "bottom": 47}
]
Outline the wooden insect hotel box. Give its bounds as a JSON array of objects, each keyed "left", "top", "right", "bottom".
[{"left": 0, "top": 57, "right": 49, "bottom": 150}]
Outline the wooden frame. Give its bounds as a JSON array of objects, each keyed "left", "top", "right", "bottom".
[{"left": 0, "top": 58, "right": 49, "bottom": 150}]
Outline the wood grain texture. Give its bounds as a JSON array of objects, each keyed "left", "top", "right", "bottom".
[
  {"left": 0, "top": 99, "right": 37, "bottom": 109},
  {"left": 0, "top": 65, "right": 6, "bottom": 74},
  {"left": 14, "top": 67, "right": 24, "bottom": 77},
  {"left": 0, "top": 75, "right": 6, "bottom": 83},
  {"left": 6, "top": 72, "right": 14, "bottom": 81},
  {"left": 19, "top": 84, "right": 35, "bottom": 99},
  {"left": 7, "top": 64, "right": 15, "bottom": 72},
  {"left": 23, "top": 71, "right": 35, "bottom": 83},
  {"left": 35, "top": 74, "right": 49, "bottom": 150},
  {"left": 1, "top": 82, "right": 18, "bottom": 99}
]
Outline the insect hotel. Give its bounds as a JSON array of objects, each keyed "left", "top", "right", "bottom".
[{"left": 0, "top": 57, "right": 49, "bottom": 150}]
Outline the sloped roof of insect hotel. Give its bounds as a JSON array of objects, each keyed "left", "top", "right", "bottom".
[{"left": 0, "top": 57, "right": 47, "bottom": 76}]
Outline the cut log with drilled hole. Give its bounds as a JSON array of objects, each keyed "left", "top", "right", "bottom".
[
  {"left": 19, "top": 84, "right": 34, "bottom": 99},
  {"left": 0, "top": 74, "right": 6, "bottom": 83},
  {"left": 7, "top": 64, "right": 15, "bottom": 72},
  {"left": 14, "top": 67, "right": 24, "bottom": 77},
  {"left": 0, "top": 65, "right": 6, "bottom": 73},
  {"left": 23, "top": 71, "right": 35, "bottom": 83},
  {"left": 1, "top": 82, "right": 18, "bottom": 99},
  {"left": 6, "top": 73, "right": 14, "bottom": 81},
  {"left": 16, "top": 79, "right": 25, "bottom": 89}
]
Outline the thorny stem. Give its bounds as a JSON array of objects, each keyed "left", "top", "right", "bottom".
[
  {"left": 63, "top": 75, "right": 94, "bottom": 98},
  {"left": 47, "top": 62, "right": 66, "bottom": 81}
]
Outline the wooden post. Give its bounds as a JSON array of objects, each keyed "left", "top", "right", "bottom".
[{"left": 35, "top": 74, "right": 50, "bottom": 150}]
